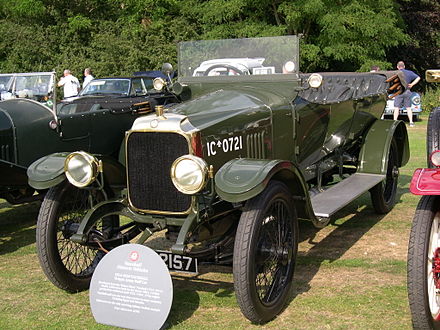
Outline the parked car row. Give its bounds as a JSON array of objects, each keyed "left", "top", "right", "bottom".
[
  {"left": 0, "top": 75, "right": 178, "bottom": 204},
  {"left": 21, "top": 35, "right": 413, "bottom": 323}
]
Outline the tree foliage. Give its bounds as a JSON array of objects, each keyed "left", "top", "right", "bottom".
[
  {"left": 0, "top": 0, "right": 437, "bottom": 83},
  {"left": 391, "top": 0, "right": 440, "bottom": 76}
]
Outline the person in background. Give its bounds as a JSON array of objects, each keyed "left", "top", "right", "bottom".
[
  {"left": 83, "top": 68, "right": 94, "bottom": 88},
  {"left": 370, "top": 65, "right": 380, "bottom": 72},
  {"left": 57, "top": 69, "right": 80, "bottom": 98},
  {"left": 393, "top": 61, "right": 420, "bottom": 127}
]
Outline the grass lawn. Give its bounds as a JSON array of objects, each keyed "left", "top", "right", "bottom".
[{"left": 0, "top": 118, "right": 427, "bottom": 329}]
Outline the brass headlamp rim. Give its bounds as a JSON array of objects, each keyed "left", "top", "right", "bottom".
[
  {"left": 64, "top": 151, "right": 101, "bottom": 188},
  {"left": 170, "top": 154, "right": 209, "bottom": 194}
]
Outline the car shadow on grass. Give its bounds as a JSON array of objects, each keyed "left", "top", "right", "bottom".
[
  {"left": 290, "top": 173, "right": 410, "bottom": 303},
  {"left": 164, "top": 266, "right": 234, "bottom": 328},
  {"left": 153, "top": 173, "right": 413, "bottom": 326},
  {"left": 0, "top": 200, "right": 40, "bottom": 255}
]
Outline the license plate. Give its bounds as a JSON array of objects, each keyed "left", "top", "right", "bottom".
[{"left": 156, "top": 250, "right": 198, "bottom": 274}]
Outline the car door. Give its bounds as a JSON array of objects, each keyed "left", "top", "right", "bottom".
[{"left": 57, "top": 103, "right": 92, "bottom": 151}]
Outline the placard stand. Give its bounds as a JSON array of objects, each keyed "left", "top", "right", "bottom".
[{"left": 89, "top": 244, "right": 173, "bottom": 330}]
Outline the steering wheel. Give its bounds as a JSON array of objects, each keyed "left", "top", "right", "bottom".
[{"left": 203, "top": 64, "right": 245, "bottom": 76}]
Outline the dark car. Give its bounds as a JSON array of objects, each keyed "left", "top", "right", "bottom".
[
  {"left": 28, "top": 36, "right": 410, "bottom": 323},
  {"left": 407, "top": 69, "right": 440, "bottom": 329},
  {"left": 0, "top": 75, "right": 178, "bottom": 204}
]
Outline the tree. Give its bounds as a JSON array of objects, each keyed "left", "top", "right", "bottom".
[
  {"left": 391, "top": 0, "right": 440, "bottom": 77},
  {"left": 179, "top": 0, "right": 409, "bottom": 72},
  {"left": 0, "top": 0, "right": 418, "bottom": 76}
]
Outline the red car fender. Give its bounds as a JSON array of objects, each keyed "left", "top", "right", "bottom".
[{"left": 410, "top": 168, "right": 440, "bottom": 195}]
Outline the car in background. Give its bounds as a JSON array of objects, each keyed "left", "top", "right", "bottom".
[
  {"left": 0, "top": 75, "right": 179, "bottom": 204},
  {"left": 383, "top": 91, "right": 422, "bottom": 121},
  {"left": 192, "top": 57, "right": 269, "bottom": 76},
  {"left": 0, "top": 72, "right": 55, "bottom": 106},
  {"left": 0, "top": 74, "right": 14, "bottom": 97},
  {"left": 58, "top": 76, "right": 170, "bottom": 115}
]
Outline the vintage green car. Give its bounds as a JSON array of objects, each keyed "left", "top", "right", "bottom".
[{"left": 28, "top": 36, "right": 409, "bottom": 323}]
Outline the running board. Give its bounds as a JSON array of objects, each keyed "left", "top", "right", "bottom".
[{"left": 311, "top": 173, "right": 385, "bottom": 218}]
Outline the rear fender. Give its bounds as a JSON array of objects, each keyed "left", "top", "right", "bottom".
[
  {"left": 27, "top": 152, "right": 126, "bottom": 190},
  {"left": 358, "top": 120, "right": 409, "bottom": 174},
  {"left": 215, "top": 158, "right": 315, "bottom": 220}
]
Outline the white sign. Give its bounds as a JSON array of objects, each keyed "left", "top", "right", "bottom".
[{"left": 89, "top": 244, "right": 173, "bottom": 330}]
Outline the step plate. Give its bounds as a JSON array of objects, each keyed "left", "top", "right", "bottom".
[{"left": 311, "top": 173, "right": 385, "bottom": 218}]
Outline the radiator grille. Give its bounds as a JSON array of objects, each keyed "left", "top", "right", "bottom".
[
  {"left": 126, "top": 131, "right": 191, "bottom": 213},
  {"left": 246, "top": 132, "right": 265, "bottom": 159}
]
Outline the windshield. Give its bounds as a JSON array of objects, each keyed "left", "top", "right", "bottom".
[
  {"left": 0, "top": 75, "right": 13, "bottom": 92},
  {"left": 178, "top": 35, "right": 300, "bottom": 78},
  {"left": 80, "top": 78, "right": 131, "bottom": 96},
  {"left": 14, "top": 74, "right": 53, "bottom": 96}
]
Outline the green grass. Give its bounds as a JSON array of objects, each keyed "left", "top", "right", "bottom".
[{"left": 0, "top": 117, "right": 428, "bottom": 329}]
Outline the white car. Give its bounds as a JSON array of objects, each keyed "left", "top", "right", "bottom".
[
  {"left": 192, "top": 58, "right": 275, "bottom": 76},
  {"left": 383, "top": 91, "right": 422, "bottom": 121},
  {"left": 0, "top": 72, "right": 55, "bottom": 106}
]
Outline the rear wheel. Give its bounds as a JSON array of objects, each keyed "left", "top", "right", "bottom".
[
  {"left": 408, "top": 195, "right": 440, "bottom": 329},
  {"left": 233, "top": 181, "right": 298, "bottom": 323},
  {"left": 370, "top": 138, "right": 399, "bottom": 214},
  {"left": 427, "top": 107, "right": 440, "bottom": 168}
]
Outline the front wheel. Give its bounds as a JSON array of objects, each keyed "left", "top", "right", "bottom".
[
  {"left": 370, "top": 138, "right": 399, "bottom": 214},
  {"left": 36, "top": 182, "right": 121, "bottom": 292},
  {"left": 233, "top": 181, "right": 298, "bottom": 324},
  {"left": 408, "top": 195, "right": 440, "bottom": 329}
]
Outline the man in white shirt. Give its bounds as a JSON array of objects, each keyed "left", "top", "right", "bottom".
[
  {"left": 83, "top": 67, "right": 94, "bottom": 88},
  {"left": 57, "top": 69, "right": 80, "bottom": 98}
]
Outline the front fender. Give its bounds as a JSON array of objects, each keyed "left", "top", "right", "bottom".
[
  {"left": 27, "top": 152, "right": 126, "bottom": 190},
  {"left": 410, "top": 168, "right": 440, "bottom": 195},
  {"left": 358, "top": 119, "right": 409, "bottom": 174},
  {"left": 27, "top": 152, "right": 69, "bottom": 190},
  {"left": 215, "top": 158, "right": 315, "bottom": 221}
]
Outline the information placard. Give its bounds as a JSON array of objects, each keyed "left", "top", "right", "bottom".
[{"left": 89, "top": 244, "right": 173, "bottom": 330}]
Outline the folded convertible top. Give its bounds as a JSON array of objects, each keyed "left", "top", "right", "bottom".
[{"left": 299, "top": 70, "right": 406, "bottom": 104}]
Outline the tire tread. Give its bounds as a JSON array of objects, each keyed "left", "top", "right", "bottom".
[{"left": 407, "top": 195, "right": 440, "bottom": 329}]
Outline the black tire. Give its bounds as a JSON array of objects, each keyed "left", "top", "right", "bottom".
[
  {"left": 370, "top": 138, "right": 399, "bottom": 214},
  {"left": 36, "top": 182, "right": 115, "bottom": 292},
  {"left": 407, "top": 195, "right": 440, "bottom": 329},
  {"left": 427, "top": 107, "right": 440, "bottom": 168},
  {"left": 233, "top": 181, "right": 298, "bottom": 324}
]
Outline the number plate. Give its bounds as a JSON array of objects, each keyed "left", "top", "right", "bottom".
[{"left": 156, "top": 250, "right": 198, "bottom": 274}]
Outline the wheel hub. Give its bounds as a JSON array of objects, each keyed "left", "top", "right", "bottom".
[
  {"left": 278, "top": 244, "right": 292, "bottom": 266},
  {"left": 392, "top": 166, "right": 399, "bottom": 179},
  {"left": 433, "top": 248, "right": 440, "bottom": 290},
  {"left": 61, "top": 221, "right": 79, "bottom": 239}
]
